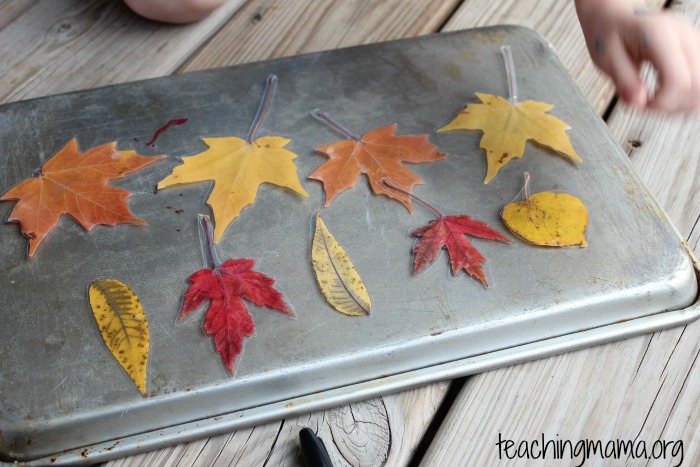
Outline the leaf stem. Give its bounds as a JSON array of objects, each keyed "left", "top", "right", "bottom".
[
  {"left": 311, "top": 109, "right": 361, "bottom": 141},
  {"left": 246, "top": 74, "right": 278, "bottom": 143},
  {"left": 379, "top": 178, "right": 443, "bottom": 218},
  {"left": 522, "top": 171, "right": 531, "bottom": 202},
  {"left": 501, "top": 45, "right": 519, "bottom": 105},
  {"left": 198, "top": 214, "right": 222, "bottom": 269}
]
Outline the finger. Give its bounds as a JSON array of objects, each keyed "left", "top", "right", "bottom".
[
  {"left": 641, "top": 19, "right": 693, "bottom": 112},
  {"left": 595, "top": 35, "right": 647, "bottom": 107},
  {"left": 671, "top": 26, "right": 700, "bottom": 113}
]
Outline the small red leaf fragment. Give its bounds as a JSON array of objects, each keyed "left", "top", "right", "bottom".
[
  {"left": 144, "top": 118, "right": 188, "bottom": 146},
  {"left": 181, "top": 258, "right": 291, "bottom": 374},
  {"left": 411, "top": 215, "right": 510, "bottom": 286}
]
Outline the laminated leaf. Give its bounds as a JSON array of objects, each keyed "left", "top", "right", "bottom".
[
  {"left": 438, "top": 93, "right": 581, "bottom": 183},
  {"left": 157, "top": 75, "right": 308, "bottom": 243},
  {"left": 502, "top": 178, "right": 588, "bottom": 247},
  {"left": 89, "top": 279, "right": 150, "bottom": 396},
  {"left": 180, "top": 216, "right": 292, "bottom": 374},
  {"left": 379, "top": 178, "right": 510, "bottom": 286},
  {"left": 412, "top": 214, "right": 511, "bottom": 286},
  {"left": 310, "top": 111, "right": 446, "bottom": 212},
  {"left": 157, "top": 136, "right": 308, "bottom": 243},
  {"left": 311, "top": 213, "right": 371, "bottom": 316},
  {"left": 1, "top": 139, "right": 165, "bottom": 257}
]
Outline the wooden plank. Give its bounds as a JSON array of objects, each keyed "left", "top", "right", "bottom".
[
  {"left": 106, "top": 383, "right": 449, "bottom": 466},
  {"left": 180, "top": 0, "right": 462, "bottom": 71},
  {"left": 422, "top": 2, "right": 700, "bottom": 466},
  {"left": 440, "top": 0, "right": 664, "bottom": 116},
  {"left": 106, "top": 425, "right": 280, "bottom": 467},
  {"left": 609, "top": 110, "right": 700, "bottom": 246},
  {"left": 604, "top": 0, "right": 700, "bottom": 458},
  {"left": 422, "top": 329, "right": 700, "bottom": 465},
  {"left": 250, "top": 383, "right": 449, "bottom": 467},
  {"left": 0, "top": 0, "right": 249, "bottom": 104},
  {"left": 0, "top": 0, "right": 36, "bottom": 30}
]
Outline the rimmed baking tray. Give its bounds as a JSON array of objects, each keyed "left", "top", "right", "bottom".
[{"left": 1, "top": 26, "right": 698, "bottom": 463}]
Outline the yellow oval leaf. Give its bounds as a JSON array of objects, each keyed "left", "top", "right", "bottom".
[
  {"left": 88, "top": 279, "right": 150, "bottom": 396},
  {"left": 312, "top": 214, "right": 371, "bottom": 316},
  {"left": 502, "top": 191, "right": 588, "bottom": 247}
]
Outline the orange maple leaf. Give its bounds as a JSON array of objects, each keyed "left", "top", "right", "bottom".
[
  {"left": 310, "top": 122, "right": 446, "bottom": 212},
  {"left": 1, "top": 139, "right": 165, "bottom": 257}
]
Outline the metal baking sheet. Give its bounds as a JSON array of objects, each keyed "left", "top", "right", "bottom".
[{"left": 1, "top": 26, "right": 697, "bottom": 462}]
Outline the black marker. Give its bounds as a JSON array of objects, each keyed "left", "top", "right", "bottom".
[{"left": 299, "top": 427, "right": 333, "bottom": 467}]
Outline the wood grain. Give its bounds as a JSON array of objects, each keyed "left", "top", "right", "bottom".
[
  {"left": 605, "top": 1, "right": 700, "bottom": 458},
  {"left": 106, "top": 383, "right": 449, "bottom": 467},
  {"left": 609, "top": 109, "right": 700, "bottom": 247},
  {"left": 180, "top": 0, "right": 463, "bottom": 72},
  {"left": 0, "top": 0, "right": 248, "bottom": 104},
  {"left": 441, "top": 0, "right": 664, "bottom": 115},
  {"left": 260, "top": 383, "right": 450, "bottom": 467},
  {"left": 422, "top": 1, "right": 700, "bottom": 465},
  {"left": 422, "top": 329, "right": 700, "bottom": 465},
  {"left": 0, "top": 0, "right": 36, "bottom": 30}
]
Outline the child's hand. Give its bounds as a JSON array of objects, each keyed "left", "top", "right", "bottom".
[
  {"left": 124, "top": 0, "right": 225, "bottom": 24},
  {"left": 576, "top": 0, "right": 700, "bottom": 114}
]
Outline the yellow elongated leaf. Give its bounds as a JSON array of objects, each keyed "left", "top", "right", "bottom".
[
  {"left": 438, "top": 93, "right": 582, "bottom": 183},
  {"left": 89, "top": 279, "right": 150, "bottom": 396},
  {"left": 502, "top": 191, "right": 588, "bottom": 247},
  {"left": 312, "top": 214, "right": 371, "bottom": 316}
]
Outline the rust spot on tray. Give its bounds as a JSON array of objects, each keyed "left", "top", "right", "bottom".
[
  {"left": 459, "top": 50, "right": 476, "bottom": 62},
  {"left": 442, "top": 63, "right": 461, "bottom": 81}
]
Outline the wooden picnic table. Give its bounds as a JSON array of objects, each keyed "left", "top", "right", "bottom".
[{"left": 2, "top": 0, "right": 699, "bottom": 465}]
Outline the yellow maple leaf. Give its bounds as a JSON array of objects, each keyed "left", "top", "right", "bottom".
[
  {"left": 157, "top": 136, "right": 308, "bottom": 242},
  {"left": 438, "top": 93, "right": 582, "bottom": 183}
]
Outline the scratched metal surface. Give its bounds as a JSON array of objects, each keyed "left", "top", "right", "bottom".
[{"left": 0, "top": 26, "right": 696, "bottom": 461}]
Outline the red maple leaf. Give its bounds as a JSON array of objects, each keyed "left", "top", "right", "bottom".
[
  {"left": 181, "top": 258, "right": 291, "bottom": 373},
  {"left": 411, "top": 215, "right": 511, "bottom": 286},
  {"left": 0, "top": 139, "right": 165, "bottom": 256},
  {"left": 310, "top": 112, "right": 445, "bottom": 212}
]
